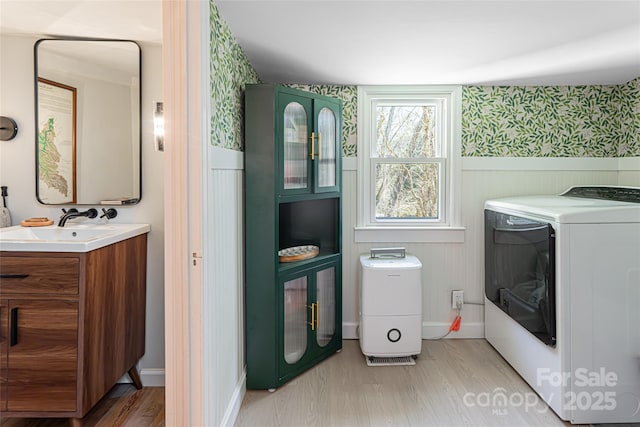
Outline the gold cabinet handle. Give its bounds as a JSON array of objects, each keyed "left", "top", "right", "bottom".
[
  {"left": 317, "top": 133, "right": 321, "bottom": 159},
  {"left": 315, "top": 301, "right": 319, "bottom": 329},
  {"left": 307, "top": 303, "right": 316, "bottom": 330},
  {"left": 309, "top": 132, "right": 315, "bottom": 160}
]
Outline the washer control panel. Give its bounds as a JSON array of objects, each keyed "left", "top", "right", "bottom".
[{"left": 562, "top": 186, "right": 640, "bottom": 203}]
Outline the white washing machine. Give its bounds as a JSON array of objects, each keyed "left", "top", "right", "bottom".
[
  {"left": 359, "top": 248, "right": 422, "bottom": 359},
  {"left": 485, "top": 186, "right": 640, "bottom": 424}
]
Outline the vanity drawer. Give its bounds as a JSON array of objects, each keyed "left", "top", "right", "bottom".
[{"left": 0, "top": 256, "right": 79, "bottom": 295}]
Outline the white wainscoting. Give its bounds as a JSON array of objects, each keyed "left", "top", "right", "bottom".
[
  {"left": 618, "top": 157, "right": 640, "bottom": 186},
  {"left": 206, "top": 146, "right": 246, "bottom": 426},
  {"left": 342, "top": 156, "right": 622, "bottom": 340},
  {"left": 618, "top": 156, "right": 640, "bottom": 171},
  {"left": 619, "top": 171, "right": 640, "bottom": 186}
]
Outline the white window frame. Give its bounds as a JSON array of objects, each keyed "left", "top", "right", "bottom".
[{"left": 355, "top": 85, "right": 464, "bottom": 243}]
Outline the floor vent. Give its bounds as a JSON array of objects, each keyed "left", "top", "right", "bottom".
[{"left": 365, "top": 355, "right": 416, "bottom": 366}]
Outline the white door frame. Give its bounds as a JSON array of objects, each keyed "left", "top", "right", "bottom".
[{"left": 162, "top": 1, "right": 208, "bottom": 425}]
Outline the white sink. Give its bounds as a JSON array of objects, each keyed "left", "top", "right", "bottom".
[{"left": 0, "top": 223, "right": 150, "bottom": 252}]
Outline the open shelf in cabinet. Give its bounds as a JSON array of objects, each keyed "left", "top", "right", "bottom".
[{"left": 279, "top": 197, "right": 339, "bottom": 259}]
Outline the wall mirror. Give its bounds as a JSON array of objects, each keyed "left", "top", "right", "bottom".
[{"left": 35, "top": 38, "right": 141, "bottom": 205}]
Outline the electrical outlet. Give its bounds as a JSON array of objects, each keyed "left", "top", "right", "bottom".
[{"left": 452, "top": 290, "right": 464, "bottom": 309}]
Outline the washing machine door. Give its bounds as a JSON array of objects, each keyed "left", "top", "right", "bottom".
[{"left": 484, "top": 209, "right": 556, "bottom": 346}]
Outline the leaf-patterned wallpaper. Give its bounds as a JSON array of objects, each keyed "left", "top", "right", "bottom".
[
  {"left": 210, "top": 1, "right": 638, "bottom": 157},
  {"left": 286, "top": 85, "right": 358, "bottom": 157},
  {"left": 286, "top": 79, "right": 639, "bottom": 158},
  {"left": 461, "top": 81, "right": 639, "bottom": 157},
  {"left": 617, "top": 77, "right": 640, "bottom": 157},
  {"left": 210, "top": 2, "right": 260, "bottom": 150}
]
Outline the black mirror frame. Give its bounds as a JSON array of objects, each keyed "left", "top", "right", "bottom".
[{"left": 34, "top": 37, "right": 142, "bottom": 206}]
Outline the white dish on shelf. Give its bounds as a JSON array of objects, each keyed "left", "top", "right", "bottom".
[{"left": 278, "top": 245, "right": 319, "bottom": 262}]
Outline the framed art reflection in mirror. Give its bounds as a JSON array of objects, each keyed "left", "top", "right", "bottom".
[{"left": 37, "top": 78, "right": 77, "bottom": 204}]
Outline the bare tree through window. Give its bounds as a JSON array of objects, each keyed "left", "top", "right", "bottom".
[{"left": 374, "top": 105, "right": 440, "bottom": 219}]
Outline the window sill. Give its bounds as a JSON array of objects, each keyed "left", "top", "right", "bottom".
[{"left": 353, "top": 226, "right": 466, "bottom": 243}]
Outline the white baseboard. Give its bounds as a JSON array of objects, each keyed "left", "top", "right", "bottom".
[
  {"left": 422, "top": 321, "right": 484, "bottom": 339},
  {"left": 116, "top": 368, "right": 165, "bottom": 387},
  {"left": 140, "top": 368, "right": 166, "bottom": 387},
  {"left": 343, "top": 321, "right": 484, "bottom": 340},
  {"left": 343, "top": 321, "right": 359, "bottom": 339},
  {"left": 221, "top": 369, "right": 246, "bottom": 427}
]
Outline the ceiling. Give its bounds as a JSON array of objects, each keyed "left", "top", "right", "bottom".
[
  {"left": 1, "top": 1, "right": 638, "bottom": 86},
  {"left": 215, "top": 0, "right": 640, "bottom": 86},
  {"left": 0, "top": 0, "right": 161, "bottom": 44}
]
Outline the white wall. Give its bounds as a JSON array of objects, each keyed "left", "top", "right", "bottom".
[{"left": 0, "top": 35, "right": 165, "bottom": 384}]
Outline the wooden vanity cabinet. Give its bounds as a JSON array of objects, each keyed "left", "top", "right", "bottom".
[
  {"left": 0, "top": 299, "right": 7, "bottom": 411},
  {"left": 0, "top": 233, "right": 147, "bottom": 422},
  {"left": 5, "top": 299, "right": 78, "bottom": 412}
]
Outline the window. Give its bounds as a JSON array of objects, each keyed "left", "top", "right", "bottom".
[{"left": 356, "top": 86, "right": 463, "bottom": 242}]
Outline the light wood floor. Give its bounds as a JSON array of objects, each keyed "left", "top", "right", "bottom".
[
  {"left": 236, "top": 339, "right": 585, "bottom": 427},
  {"left": 0, "top": 385, "right": 164, "bottom": 427}
]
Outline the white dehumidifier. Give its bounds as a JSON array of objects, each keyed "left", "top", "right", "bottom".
[{"left": 359, "top": 248, "right": 422, "bottom": 365}]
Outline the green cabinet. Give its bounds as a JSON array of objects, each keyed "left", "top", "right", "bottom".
[
  {"left": 278, "top": 259, "right": 341, "bottom": 383},
  {"left": 277, "top": 90, "right": 341, "bottom": 195},
  {"left": 245, "top": 85, "right": 342, "bottom": 390}
]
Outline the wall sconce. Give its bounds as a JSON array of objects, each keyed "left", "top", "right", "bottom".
[{"left": 154, "top": 102, "right": 164, "bottom": 152}]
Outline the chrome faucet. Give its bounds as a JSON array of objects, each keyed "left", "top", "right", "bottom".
[{"left": 58, "top": 208, "right": 98, "bottom": 227}]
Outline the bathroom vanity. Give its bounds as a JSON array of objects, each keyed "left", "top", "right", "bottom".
[{"left": 0, "top": 225, "right": 148, "bottom": 424}]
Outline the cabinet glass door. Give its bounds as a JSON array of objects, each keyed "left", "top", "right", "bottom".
[
  {"left": 314, "top": 100, "right": 340, "bottom": 193},
  {"left": 283, "top": 277, "right": 308, "bottom": 364},
  {"left": 281, "top": 94, "right": 312, "bottom": 193},
  {"left": 278, "top": 259, "right": 341, "bottom": 382},
  {"left": 317, "top": 108, "right": 336, "bottom": 188},
  {"left": 315, "top": 266, "right": 336, "bottom": 347}
]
